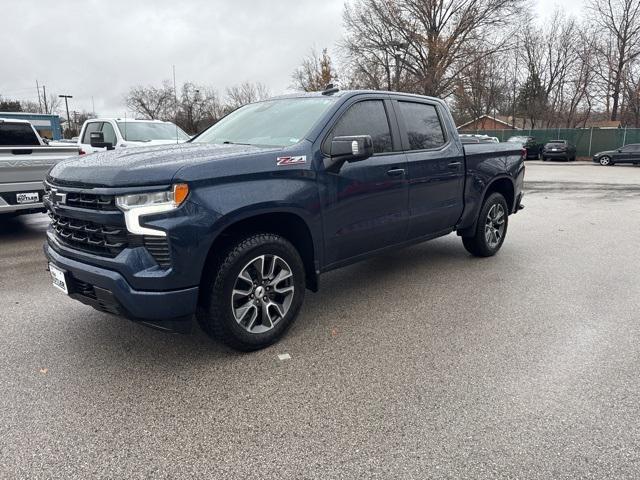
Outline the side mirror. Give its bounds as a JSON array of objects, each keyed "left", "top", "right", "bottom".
[
  {"left": 330, "top": 135, "right": 374, "bottom": 162},
  {"left": 90, "top": 131, "right": 114, "bottom": 150}
]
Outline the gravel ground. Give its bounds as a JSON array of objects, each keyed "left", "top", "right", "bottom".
[{"left": 1, "top": 162, "right": 639, "bottom": 479}]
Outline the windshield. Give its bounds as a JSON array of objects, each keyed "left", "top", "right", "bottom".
[
  {"left": 116, "top": 122, "right": 190, "bottom": 142},
  {"left": 193, "top": 97, "right": 337, "bottom": 148}
]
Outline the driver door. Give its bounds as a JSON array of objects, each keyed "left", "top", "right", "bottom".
[{"left": 317, "top": 96, "right": 409, "bottom": 267}]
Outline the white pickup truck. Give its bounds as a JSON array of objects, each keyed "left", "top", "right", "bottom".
[
  {"left": 0, "top": 118, "right": 79, "bottom": 216},
  {"left": 77, "top": 118, "right": 190, "bottom": 154}
]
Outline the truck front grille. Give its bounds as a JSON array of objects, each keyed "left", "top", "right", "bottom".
[
  {"left": 49, "top": 212, "right": 128, "bottom": 257},
  {"left": 46, "top": 184, "right": 172, "bottom": 268}
]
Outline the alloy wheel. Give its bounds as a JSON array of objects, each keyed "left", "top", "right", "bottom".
[
  {"left": 484, "top": 203, "right": 506, "bottom": 249},
  {"left": 231, "top": 254, "right": 295, "bottom": 334}
]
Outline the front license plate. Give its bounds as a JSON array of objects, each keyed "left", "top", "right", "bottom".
[
  {"left": 16, "top": 192, "right": 39, "bottom": 204},
  {"left": 49, "top": 263, "right": 68, "bottom": 294}
]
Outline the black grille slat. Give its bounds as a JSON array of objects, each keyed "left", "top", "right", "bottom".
[
  {"left": 63, "top": 192, "right": 117, "bottom": 211},
  {"left": 143, "top": 237, "right": 172, "bottom": 267}
]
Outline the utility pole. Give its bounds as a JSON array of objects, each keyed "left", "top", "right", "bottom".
[
  {"left": 59, "top": 94, "right": 73, "bottom": 138},
  {"left": 91, "top": 96, "right": 96, "bottom": 116},
  {"left": 36, "top": 80, "right": 43, "bottom": 113},
  {"left": 43, "top": 85, "right": 48, "bottom": 113}
]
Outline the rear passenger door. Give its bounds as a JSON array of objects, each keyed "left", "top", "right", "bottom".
[
  {"left": 318, "top": 96, "right": 409, "bottom": 266},
  {"left": 394, "top": 99, "right": 465, "bottom": 238}
]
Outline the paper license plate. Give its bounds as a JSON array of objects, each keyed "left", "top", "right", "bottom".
[{"left": 49, "top": 263, "right": 68, "bottom": 294}]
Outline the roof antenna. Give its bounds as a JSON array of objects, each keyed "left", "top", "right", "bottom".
[{"left": 322, "top": 83, "right": 339, "bottom": 95}]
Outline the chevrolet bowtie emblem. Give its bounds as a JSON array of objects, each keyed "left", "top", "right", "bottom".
[{"left": 50, "top": 188, "right": 67, "bottom": 205}]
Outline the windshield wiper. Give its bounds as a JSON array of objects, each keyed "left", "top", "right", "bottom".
[{"left": 222, "top": 141, "right": 254, "bottom": 146}]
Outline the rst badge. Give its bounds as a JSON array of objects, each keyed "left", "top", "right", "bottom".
[{"left": 277, "top": 156, "right": 306, "bottom": 166}]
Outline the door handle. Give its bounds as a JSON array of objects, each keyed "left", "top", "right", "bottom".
[
  {"left": 387, "top": 168, "right": 405, "bottom": 177},
  {"left": 447, "top": 161, "right": 462, "bottom": 169}
]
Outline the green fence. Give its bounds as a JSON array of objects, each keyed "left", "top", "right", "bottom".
[{"left": 459, "top": 128, "right": 640, "bottom": 157}]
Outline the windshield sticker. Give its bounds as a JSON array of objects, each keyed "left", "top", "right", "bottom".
[{"left": 277, "top": 156, "right": 307, "bottom": 166}]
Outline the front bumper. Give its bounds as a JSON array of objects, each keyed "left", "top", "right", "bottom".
[{"left": 45, "top": 243, "right": 199, "bottom": 332}]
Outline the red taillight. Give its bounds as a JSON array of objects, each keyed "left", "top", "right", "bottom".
[
  {"left": 79, "top": 149, "right": 86, "bottom": 155},
  {"left": 521, "top": 148, "right": 527, "bottom": 158}
]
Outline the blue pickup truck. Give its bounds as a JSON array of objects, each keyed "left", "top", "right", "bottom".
[{"left": 44, "top": 88, "right": 525, "bottom": 351}]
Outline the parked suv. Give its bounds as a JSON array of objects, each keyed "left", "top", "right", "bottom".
[
  {"left": 78, "top": 118, "right": 190, "bottom": 154},
  {"left": 45, "top": 89, "right": 525, "bottom": 351},
  {"left": 542, "top": 140, "right": 577, "bottom": 161}
]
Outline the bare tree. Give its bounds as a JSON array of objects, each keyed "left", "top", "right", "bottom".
[
  {"left": 342, "top": 0, "right": 525, "bottom": 97},
  {"left": 125, "top": 81, "right": 175, "bottom": 119},
  {"left": 292, "top": 48, "right": 338, "bottom": 91},
  {"left": 225, "top": 82, "right": 270, "bottom": 110},
  {"left": 587, "top": 0, "right": 640, "bottom": 121},
  {"left": 45, "top": 94, "right": 62, "bottom": 114},
  {"left": 453, "top": 51, "right": 511, "bottom": 125}
]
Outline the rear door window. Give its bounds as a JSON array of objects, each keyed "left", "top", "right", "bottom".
[
  {"left": 0, "top": 123, "right": 40, "bottom": 146},
  {"left": 398, "top": 102, "right": 446, "bottom": 150}
]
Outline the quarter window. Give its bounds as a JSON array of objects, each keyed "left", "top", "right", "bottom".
[
  {"left": 398, "top": 102, "right": 446, "bottom": 150},
  {"left": 327, "top": 100, "right": 393, "bottom": 154}
]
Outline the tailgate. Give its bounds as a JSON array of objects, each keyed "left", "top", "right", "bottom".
[{"left": 0, "top": 146, "right": 78, "bottom": 184}]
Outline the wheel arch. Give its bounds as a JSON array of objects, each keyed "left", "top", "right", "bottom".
[
  {"left": 200, "top": 209, "right": 320, "bottom": 294},
  {"left": 457, "top": 175, "right": 515, "bottom": 237}
]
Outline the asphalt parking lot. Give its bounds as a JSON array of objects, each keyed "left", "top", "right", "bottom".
[{"left": 1, "top": 162, "right": 639, "bottom": 479}]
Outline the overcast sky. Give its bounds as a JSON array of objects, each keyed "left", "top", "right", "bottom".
[{"left": 1, "top": 0, "right": 585, "bottom": 117}]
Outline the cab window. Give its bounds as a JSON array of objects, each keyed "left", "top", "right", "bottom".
[
  {"left": 398, "top": 102, "right": 446, "bottom": 150},
  {"left": 325, "top": 100, "right": 393, "bottom": 154}
]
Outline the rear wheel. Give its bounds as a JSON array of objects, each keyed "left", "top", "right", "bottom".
[
  {"left": 197, "top": 233, "right": 305, "bottom": 351},
  {"left": 462, "top": 193, "right": 509, "bottom": 257}
]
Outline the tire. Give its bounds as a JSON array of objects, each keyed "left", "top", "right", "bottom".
[
  {"left": 542, "top": 156, "right": 547, "bottom": 161},
  {"left": 197, "top": 233, "right": 306, "bottom": 351},
  {"left": 599, "top": 156, "right": 611, "bottom": 166},
  {"left": 462, "top": 192, "right": 509, "bottom": 258}
]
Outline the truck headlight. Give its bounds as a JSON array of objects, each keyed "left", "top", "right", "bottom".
[{"left": 116, "top": 184, "right": 189, "bottom": 237}]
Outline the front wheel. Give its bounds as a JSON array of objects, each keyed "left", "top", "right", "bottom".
[
  {"left": 197, "top": 233, "right": 306, "bottom": 351},
  {"left": 462, "top": 192, "right": 509, "bottom": 257},
  {"left": 599, "top": 156, "right": 612, "bottom": 166}
]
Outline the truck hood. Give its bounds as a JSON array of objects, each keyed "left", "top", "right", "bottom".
[{"left": 48, "top": 143, "right": 278, "bottom": 188}]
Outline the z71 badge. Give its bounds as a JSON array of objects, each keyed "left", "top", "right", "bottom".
[{"left": 276, "top": 156, "right": 306, "bottom": 166}]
